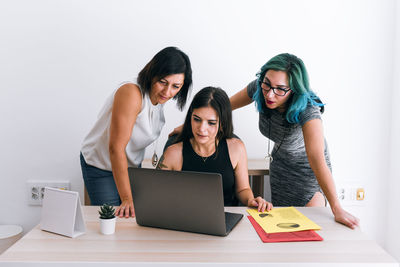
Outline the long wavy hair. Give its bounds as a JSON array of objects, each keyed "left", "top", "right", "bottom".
[{"left": 252, "top": 53, "right": 324, "bottom": 123}]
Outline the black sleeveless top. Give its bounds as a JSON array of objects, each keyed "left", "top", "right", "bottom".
[{"left": 182, "top": 138, "right": 239, "bottom": 206}]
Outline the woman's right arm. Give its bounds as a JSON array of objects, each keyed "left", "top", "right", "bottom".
[
  {"left": 109, "top": 84, "right": 142, "bottom": 218},
  {"left": 228, "top": 138, "right": 273, "bottom": 212},
  {"left": 230, "top": 87, "right": 253, "bottom": 110}
]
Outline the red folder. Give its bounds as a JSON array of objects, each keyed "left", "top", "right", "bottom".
[{"left": 247, "top": 216, "right": 323, "bottom": 243}]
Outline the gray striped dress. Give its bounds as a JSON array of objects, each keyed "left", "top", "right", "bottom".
[{"left": 247, "top": 80, "right": 331, "bottom": 206}]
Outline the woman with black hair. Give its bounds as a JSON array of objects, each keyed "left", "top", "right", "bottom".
[
  {"left": 80, "top": 47, "right": 192, "bottom": 218},
  {"left": 158, "top": 87, "right": 272, "bottom": 212}
]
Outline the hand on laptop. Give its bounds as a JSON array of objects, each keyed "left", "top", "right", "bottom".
[
  {"left": 115, "top": 199, "right": 135, "bottom": 218},
  {"left": 248, "top": 197, "right": 273, "bottom": 213}
]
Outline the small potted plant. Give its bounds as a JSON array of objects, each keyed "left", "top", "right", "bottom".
[{"left": 98, "top": 203, "right": 116, "bottom": 235}]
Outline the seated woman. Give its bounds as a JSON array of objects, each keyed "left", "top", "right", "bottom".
[{"left": 157, "top": 86, "right": 272, "bottom": 212}]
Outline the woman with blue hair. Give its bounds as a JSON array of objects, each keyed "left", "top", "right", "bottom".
[{"left": 230, "top": 53, "right": 359, "bottom": 229}]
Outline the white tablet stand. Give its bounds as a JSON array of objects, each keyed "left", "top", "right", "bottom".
[{"left": 40, "top": 187, "right": 86, "bottom": 238}]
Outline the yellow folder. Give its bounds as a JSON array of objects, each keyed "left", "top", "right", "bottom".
[{"left": 247, "top": 207, "right": 321, "bottom": 233}]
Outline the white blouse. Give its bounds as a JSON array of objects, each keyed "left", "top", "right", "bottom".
[{"left": 81, "top": 82, "right": 165, "bottom": 170}]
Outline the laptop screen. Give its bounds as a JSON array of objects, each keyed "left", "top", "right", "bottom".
[{"left": 128, "top": 167, "right": 230, "bottom": 236}]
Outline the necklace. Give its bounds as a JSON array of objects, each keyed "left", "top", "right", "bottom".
[
  {"left": 265, "top": 116, "right": 289, "bottom": 164},
  {"left": 199, "top": 150, "right": 214, "bottom": 163},
  {"left": 191, "top": 139, "right": 215, "bottom": 163},
  {"left": 151, "top": 138, "right": 159, "bottom": 167}
]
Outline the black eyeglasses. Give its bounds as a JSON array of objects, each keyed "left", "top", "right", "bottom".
[{"left": 260, "top": 81, "right": 291, "bottom": 96}]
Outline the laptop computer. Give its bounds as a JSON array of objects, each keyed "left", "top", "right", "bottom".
[{"left": 128, "top": 167, "right": 243, "bottom": 236}]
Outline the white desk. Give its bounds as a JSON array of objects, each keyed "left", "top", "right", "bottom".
[{"left": 0, "top": 206, "right": 397, "bottom": 266}]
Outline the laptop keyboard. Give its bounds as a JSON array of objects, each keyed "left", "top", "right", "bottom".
[{"left": 225, "top": 212, "right": 243, "bottom": 233}]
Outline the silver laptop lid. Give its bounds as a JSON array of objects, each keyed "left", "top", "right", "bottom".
[{"left": 128, "top": 168, "right": 227, "bottom": 236}]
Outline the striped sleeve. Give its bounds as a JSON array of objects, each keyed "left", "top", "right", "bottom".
[
  {"left": 298, "top": 105, "right": 322, "bottom": 126},
  {"left": 246, "top": 79, "right": 258, "bottom": 99}
]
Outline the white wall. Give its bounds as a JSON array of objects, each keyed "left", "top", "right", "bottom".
[
  {"left": 0, "top": 0, "right": 398, "bottom": 258},
  {"left": 385, "top": 0, "right": 400, "bottom": 261}
]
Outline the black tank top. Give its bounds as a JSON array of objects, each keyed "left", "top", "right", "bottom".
[{"left": 182, "top": 138, "right": 239, "bottom": 206}]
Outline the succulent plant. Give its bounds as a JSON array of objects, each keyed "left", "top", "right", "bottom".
[{"left": 98, "top": 203, "right": 115, "bottom": 219}]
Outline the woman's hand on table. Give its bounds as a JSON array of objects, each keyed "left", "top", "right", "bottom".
[
  {"left": 333, "top": 207, "right": 359, "bottom": 229},
  {"left": 248, "top": 196, "right": 273, "bottom": 212},
  {"left": 115, "top": 199, "right": 135, "bottom": 218}
]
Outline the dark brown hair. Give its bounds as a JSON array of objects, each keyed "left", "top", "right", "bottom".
[
  {"left": 137, "top": 47, "right": 192, "bottom": 110},
  {"left": 176, "top": 86, "right": 234, "bottom": 144}
]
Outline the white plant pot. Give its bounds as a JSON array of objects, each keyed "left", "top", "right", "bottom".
[{"left": 99, "top": 217, "right": 116, "bottom": 235}]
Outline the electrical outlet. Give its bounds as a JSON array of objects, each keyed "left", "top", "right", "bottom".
[
  {"left": 337, "top": 185, "right": 365, "bottom": 207},
  {"left": 27, "top": 180, "right": 70, "bottom": 205}
]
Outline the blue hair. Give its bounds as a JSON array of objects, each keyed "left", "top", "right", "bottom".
[{"left": 252, "top": 53, "right": 324, "bottom": 124}]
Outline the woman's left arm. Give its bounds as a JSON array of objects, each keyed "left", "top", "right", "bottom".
[
  {"left": 228, "top": 139, "right": 273, "bottom": 212},
  {"left": 302, "top": 119, "right": 360, "bottom": 229}
]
